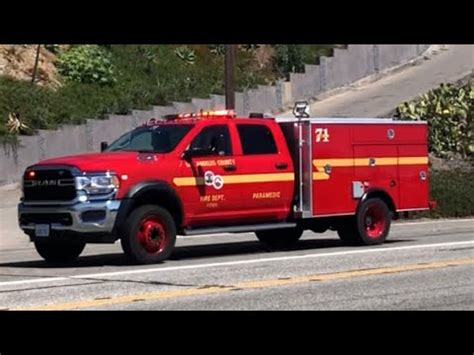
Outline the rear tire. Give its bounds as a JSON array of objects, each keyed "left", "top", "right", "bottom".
[
  {"left": 256, "top": 227, "right": 303, "bottom": 250},
  {"left": 34, "top": 239, "right": 86, "bottom": 263},
  {"left": 337, "top": 197, "right": 391, "bottom": 246},
  {"left": 121, "top": 205, "right": 176, "bottom": 264}
]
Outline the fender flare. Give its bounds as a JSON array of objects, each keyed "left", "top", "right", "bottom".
[
  {"left": 114, "top": 180, "right": 184, "bottom": 234},
  {"left": 359, "top": 188, "right": 396, "bottom": 214}
]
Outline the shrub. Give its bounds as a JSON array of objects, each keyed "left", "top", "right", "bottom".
[
  {"left": 174, "top": 46, "right": 196, "bottom": 65},
  {"left": 273, "top": 45, "right": 337, "bottom": 79},
  {"left": 44, "top": 44, "right": 61, "bottom": 55},
  {"left": 0, "top": 76, "right": 54, "bottom": 131},
  {"left": 396, "top": 81, "right": 474, "bottom": 159},
  {"left": 57, "top": 45, "right": 116, "bottom": 85},
  {"left": 413, "top": 168, "right": 474, "bottom": 218},
  {"left": 273, "top": 45, "right": 305, "bottom": 77}
]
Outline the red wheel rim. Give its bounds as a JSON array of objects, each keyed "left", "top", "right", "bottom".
[
  {"left": 136, "top": 216, "right": 167, "bottom": 254},
  {"left": 363, "top": 203, "right": 386, "bottom": 239}
]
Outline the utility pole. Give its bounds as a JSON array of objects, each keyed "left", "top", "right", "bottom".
[
  {"left": 224, "top": 44, "right": 236, "bottom": 110},
  {"left": 31, "top": 44, "right": 41, "bottom": 84}
]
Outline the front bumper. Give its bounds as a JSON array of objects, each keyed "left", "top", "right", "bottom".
[{"left": 18, "top": 199, "right": 121, "bottom": 235}]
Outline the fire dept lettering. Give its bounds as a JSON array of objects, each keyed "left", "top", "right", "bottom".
[
  {"left": 216, "top": 159, "right": 235, "bottom": 166},
  {"left": 200, "top": 194, "right": 225, "bottom": 202},
  {"left": 200, "top": 194, "right": 225, "bottom": 208},
  {"left": 252, "top": 191, "right": 281, "bottom": 199},
  {"left": 185, "top": 159, "right": 236, "bottom": 168},
  {"left": 196, "top": 160, "right": 216, "bottom": 167}
]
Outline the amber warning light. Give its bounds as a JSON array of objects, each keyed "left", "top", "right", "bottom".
[
  {"left": 144, "top": 110, "right": 236, "bottom": 126},
  {"left": 160, "top": 109, "right": 236, "bottom": 122}
]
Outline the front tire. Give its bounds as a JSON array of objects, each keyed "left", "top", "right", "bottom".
[
  {"left": 34, "top": 239, "right": 86, "bottom": 263},
  {"left": 337, "top": 197, "right": 391, "bottom": 245},
  {"left": 256, "top": 227, "right": 303, "bottom": 250},
  {"left": 121, "top": 205, "right": 176, "bottom": 264}
]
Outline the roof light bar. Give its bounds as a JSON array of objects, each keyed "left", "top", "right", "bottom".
[{"left": 161, "top": 109, "right": 235, "bottom": 121}]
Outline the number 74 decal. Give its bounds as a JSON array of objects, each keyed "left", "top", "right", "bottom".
[{"left": 315, "top": 128, "right": 330, "bottom": 143}]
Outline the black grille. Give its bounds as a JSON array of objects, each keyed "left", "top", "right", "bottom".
[
  {"left": 23, "top": 169, "right": 77, "bottom": 202},
  {"left": 81, "top": 210, "right": 106, "bottom": 222},
  {"left": 20, "top": 213, "right": 73, "bottom": 226}
]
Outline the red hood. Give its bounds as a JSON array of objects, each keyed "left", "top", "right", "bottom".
[{"left": 35, "top": 152, "right": 153, "bottom": 173}]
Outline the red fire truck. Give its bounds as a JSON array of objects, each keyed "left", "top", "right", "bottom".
[{"left": 18, "top": 103, "right": 430, "bottom": 264}]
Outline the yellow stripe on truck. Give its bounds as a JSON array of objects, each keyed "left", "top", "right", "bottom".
[
  {"left": 398, "top": 157, "right": 429, "bottom": 165},
  {"left": 173, "top": 157, "right": 428, "bottom": 185},
  {"left": 312, "top": 156, "right": 428, "bottom": 180},
  {"left": 173, "top": 173, "right": 294, "bottom": 187},
  {"left": 313, "top": 172, "right": 330, "bottom": 181}
]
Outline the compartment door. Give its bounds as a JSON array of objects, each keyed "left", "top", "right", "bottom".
[
  {"left": 353, "top": 145, "right": 399, "bottom": 209},
  {"left": 398, "top": 144, "right": 429, "bottom": 210}
]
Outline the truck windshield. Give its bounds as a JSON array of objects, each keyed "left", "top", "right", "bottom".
[{"left": 106, "top": 124, "right": 193, "bottom": 153}]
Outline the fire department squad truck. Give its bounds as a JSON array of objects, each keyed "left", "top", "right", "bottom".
[{"left": 18, "top": 102, "right": 430, "bottom": 264}]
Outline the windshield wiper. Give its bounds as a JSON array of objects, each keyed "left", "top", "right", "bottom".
[
  {"left": 118, "top": 149, "right": 157, "bottom": 153},
  {"left": 136, "top": 150, "right": 159, "bottom": 154}
]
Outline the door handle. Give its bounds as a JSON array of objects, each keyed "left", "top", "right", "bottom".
[
  {"left": 223, "top": 164, "right": 237, "bottom": 172},
  {"left": 275, "top": 162, "right": 288, "bottom": 170}
]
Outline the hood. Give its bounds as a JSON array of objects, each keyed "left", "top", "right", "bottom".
[{"left": 34, "top": 151, "right": 158, "bottom": 173}]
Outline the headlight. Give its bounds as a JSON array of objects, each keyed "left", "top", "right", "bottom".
[{"left": 75, "top": 173, "right": 120, "bottom": 195}]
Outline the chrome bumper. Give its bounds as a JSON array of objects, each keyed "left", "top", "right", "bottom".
[{"left": 18, "top": 200, "right": 121, "bottom": 234}]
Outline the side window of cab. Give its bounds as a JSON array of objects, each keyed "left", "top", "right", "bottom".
[
  {"left": 189, "top": 125, "right": 232, "bottom": 156},
  {"left": 236, "top": 124, "right": 278, "bottom": 155}
]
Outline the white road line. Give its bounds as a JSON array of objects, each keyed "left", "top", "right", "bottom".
[
  {"left": 393, "top": 218, "right": 474, "bottom": 226},
  {"left": 1, "top": 240, "right": 473, "bottom": 288}
]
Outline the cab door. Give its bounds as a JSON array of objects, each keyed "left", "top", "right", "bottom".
[
  {"left": 174, "top": 124, "right": 242, "bottom": 226},
  {"left": 230, "top": 121, "right": 295, "bottom": 222}
]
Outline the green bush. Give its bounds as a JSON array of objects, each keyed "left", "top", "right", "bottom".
[
  {"left": 0, "top": 75, "right": 125, "bottom": 132},
  {"left": 0, "top": 76, "right": 54, "bottom": 130},
  {"left": 273, "top": 45, "right": 338, "bottom": 79},
  {"left": 44, "top": 44, "right": 61, "bottom": 55},
  {"left": 57, "top": 45, "right": 116, "bottom": 85},
  {"left": 396, "top": 81, "right": 474, "bottom": 159},
  {"left": 413, "top": 169, "right": 474, "bottom": 218},
  {"left": 274, "top": 45, "right": 304, "bottom": 75},
  {"left": 174, "top": 46, "right": 196, "bottom": 65}
]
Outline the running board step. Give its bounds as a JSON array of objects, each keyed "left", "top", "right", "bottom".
[{"left": 182, "top": 222, "right": 297, "bottom": 236}]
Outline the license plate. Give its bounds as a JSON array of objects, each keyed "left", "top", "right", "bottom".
[{"left": 35, "top": 224, "right": 50, "bottom": 237}]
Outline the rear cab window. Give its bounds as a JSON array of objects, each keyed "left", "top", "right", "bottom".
[
  {"left": 190, "top": 125, "right": 232, "bottom": 156},
  {"left": 236, "top": 124, "right": 278, "bottom": 155}
]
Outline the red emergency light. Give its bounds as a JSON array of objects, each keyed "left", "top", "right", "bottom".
[
  {"left": 163, "top": 109, "right": 235, "bottom": 121},
  {"left": 197, "top": 109, "right": 235, "bottom": 118}
]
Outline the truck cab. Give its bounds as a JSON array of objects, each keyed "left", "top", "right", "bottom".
[{"left": 19, "top": 110, "right": 298, "bottom": 264}]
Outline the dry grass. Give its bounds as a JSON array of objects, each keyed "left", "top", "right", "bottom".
[{"left": 0, "top": 45, "right": 61, "bottom": 88}]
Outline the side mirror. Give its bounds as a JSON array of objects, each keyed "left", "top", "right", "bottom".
[{"left": 100, "top": 141, "right": 109, "bottom": 152}]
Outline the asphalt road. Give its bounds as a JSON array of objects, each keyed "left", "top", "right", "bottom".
[{"left": 0, "top": 218, "right": 472, "bottom": 310}]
